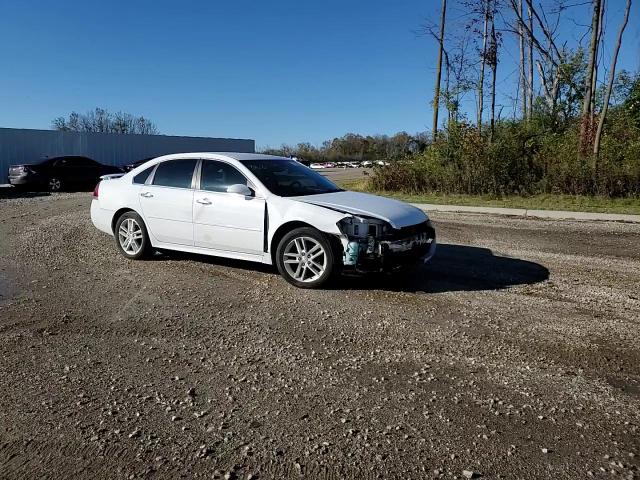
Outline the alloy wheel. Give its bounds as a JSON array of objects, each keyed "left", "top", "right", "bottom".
[
  {"left": 118, "top": 218, "right": 144, "bottom": 255},
  {"left": 282, "top": 236, "right": 327, "bottom": 283},
  {"left": 49, "top": 178, "right": 61, "bottom": 191}
]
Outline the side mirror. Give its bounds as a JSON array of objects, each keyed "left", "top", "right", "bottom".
[{"left": 227, "top": 184, "right": 253, "bottom": 197}]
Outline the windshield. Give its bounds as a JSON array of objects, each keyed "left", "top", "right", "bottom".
[{"left": 241, "top": 159, "right": 343, "bottom": 197}]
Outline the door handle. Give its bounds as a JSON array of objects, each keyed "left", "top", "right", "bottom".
[
  {"left": 140, "top": 192, "right": 153, "bottom": 198},
  {"left": 196, "top": 198, "right": 212, "bottom": 205}
]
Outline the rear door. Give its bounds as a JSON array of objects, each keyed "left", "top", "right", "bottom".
[
  {"left": 193, "top": 160, "right": 265, "bottom": 255},
  {"left": 77, "top": 157, "right": 101, "bottom": 183},
  {"left": 52, "top": 157, "right": 79, "bottom": 186},
  {"left": 138, "top": 158, "right": 198, "bottom": 246},
  {"left": 52, "top": 156, "right": 99, "bottom": 187}
]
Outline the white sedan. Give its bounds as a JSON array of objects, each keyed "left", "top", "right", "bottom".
[{"left": 91, "top": 153, "right": 436, "bottom": 288}]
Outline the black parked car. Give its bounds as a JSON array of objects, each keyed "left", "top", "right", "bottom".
[
  {"left": 8, "top": 156, "right": 123, "bottom": 192},
  {"left": 123, "top": 156, "right": 155, "bottom": 172}
]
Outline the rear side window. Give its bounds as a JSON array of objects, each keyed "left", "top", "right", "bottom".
[
  {"left": 152, "top": 159, "right": 198, "bottom": 189},
  {"left": 200, "top": 160, "right": 247, "bottom": 192},
  {"left": 55, "top": 156, "right": 93, "bottom": 167},
  {"left": 133, "top": 165, "right": 155, "bottom": 184},
  {"left": 73, "top": 157, "right": 97, "bottom": 166}
]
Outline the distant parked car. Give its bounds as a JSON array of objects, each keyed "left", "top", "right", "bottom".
[
  {"left": 310, "top": 163, "right": 327, "bottom": 169},
  {"left": 8, "top": 155, "right": 123, "bottom": 192},
  {"left": 376, "top": 160, "right": 390, "bottom": 166},
  {"left": 347, "top": 162, "right": 360, "bottom": 168},
  {"left": 362, "top": 160, "right": 373, "bottom": 167},
  {"left": 123, "top": 157, "right": 155, "bottom": 172}
]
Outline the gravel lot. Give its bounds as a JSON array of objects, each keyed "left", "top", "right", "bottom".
[{"left": 0, "top": 191, "right": 639, "bottom": 479}]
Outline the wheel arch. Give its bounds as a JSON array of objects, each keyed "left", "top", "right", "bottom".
[
  {"left": 111, "top": 207, "right": 141, "bottom": 234},
  {"left": 270, "top": 221, "right": 314, "bottom": 265},
  {"left": 269, "top": 220, "right": 344, "bottom": 266}
]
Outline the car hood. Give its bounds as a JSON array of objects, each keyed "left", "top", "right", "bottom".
[{"left": 291, "top": 191, "right": 427, "bottom": 229}]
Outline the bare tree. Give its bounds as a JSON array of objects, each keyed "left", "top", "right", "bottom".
[
  {"left": 432, "top": 0, "right": 448, "bottom": 139},
  {"left": 422, "top": 5, "right": 472, "bottom": 130},
  {"left": 446, "top": 35, "right": 474, "bottom": 125},
  {"left": 593, "top": 0, "right": 632, "bottom": 158},
  {"left": 510, "top": 0, "right": 563, "bottom": 116},
  {"left": 52, "top": 108, "right": 159, "bottom": 135},
  {"left": 579, "top": 0, "right": 603, "bottom": 154}
]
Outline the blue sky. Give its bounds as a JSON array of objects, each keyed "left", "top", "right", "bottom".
[{"left": 0, "top": 0, "right": 638, "bottom": 148}]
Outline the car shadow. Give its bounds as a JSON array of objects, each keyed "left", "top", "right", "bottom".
[
  {"left": 150, "top": 249, "right": 276, "bottom": 275},
  {"left": 153, "top": 243, "right": 549, "bottom": 294},
  {"left": 0, "top": 188, "right": 51, "bottom": 199},
  {"left": 335, "top": 243, "right": 549, "bottom": 293},
  {"left": 0, "top": 186, "right": 98, "bottom": 199}
]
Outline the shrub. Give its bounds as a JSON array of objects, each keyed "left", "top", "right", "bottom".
[{"left": 369, "top": 112, "right": 640, "bottom": 198}]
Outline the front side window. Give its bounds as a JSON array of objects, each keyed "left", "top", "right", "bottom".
[
  {"left": 200, "top": 160, "right": 247, "bottom": 192},
  {"left": 152, "top": 159, "right": 198, "bottom": 189},
  {"left": 241, "top": 159, "right": 342, "bottom": 197}
]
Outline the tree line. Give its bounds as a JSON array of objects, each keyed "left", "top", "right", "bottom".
[
  {"left": 266, "top": 1, "right": 639, "bottom": 197},
  {"left": 262, "top": 131, "right": 431, "bottom": 163},
  {"left": 52, "top": 107, "right": 159, "bottom": 135},
  {"left": 267, "top": 0, "right": 640, "bottom": 196},
  {"left": 426, "top": 0, "right": 633, "bottom": 153},
  {"left": 375, "top": 0, "right": 639, "bottom": 197}
]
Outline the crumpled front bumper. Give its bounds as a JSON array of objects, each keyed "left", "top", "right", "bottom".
[{"left": 342, "top": 221, "right": 437, "bottom": 272}]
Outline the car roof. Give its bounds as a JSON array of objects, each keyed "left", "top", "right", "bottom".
[
  {"left": 161, "top": 152, "right": 290, "bottom": 161},
  {"left": 35, "top": 155, "right": 93, "bottom": 164},
  {"left": 125, "top": 152, "right": 295, "bottom": 176}
]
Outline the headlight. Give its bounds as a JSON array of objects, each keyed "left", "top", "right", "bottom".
[{"left": 337, "top": 216, "right": 390, "bottom": 238}]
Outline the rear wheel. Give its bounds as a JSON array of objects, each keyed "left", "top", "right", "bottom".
[
  {"left": 114, "top": 212, "right": 152, "bottom": 260},
  {"left": 276, "top": 227, "right": 337, "bottom": 288},
  {"left": 48, "top": 177, "right": 62, "bottom": 192}
]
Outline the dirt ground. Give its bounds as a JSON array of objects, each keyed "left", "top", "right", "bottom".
[{"left": 0, "top": 191, "right": 639, "bottom": 479}]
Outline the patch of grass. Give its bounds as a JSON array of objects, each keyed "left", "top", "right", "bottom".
[{"left": 335, "top": 179, "right": 640, "bottom": 215}]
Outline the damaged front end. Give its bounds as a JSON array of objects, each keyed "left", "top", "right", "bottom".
[{"left": 337, "top": 215, "right": 436, "bottom": 273}]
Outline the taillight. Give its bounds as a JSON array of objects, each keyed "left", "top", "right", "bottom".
[{"left": 92, "top": 182, "right": 100, "bottom": 198}]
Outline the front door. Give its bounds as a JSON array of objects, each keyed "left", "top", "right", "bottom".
[
  {"left": 193, "top": 159, "right": 264, "bottom": 255},
  {"left": 139, "top": 158, "right": 198, "bottom": 245}
]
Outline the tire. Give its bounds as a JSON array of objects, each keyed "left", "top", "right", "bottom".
[
  {"left": 48, "top": 177, "right": 62, "bottom": 192},
  {"left": 275, "top": 227, "right": 338, "bottom": 289},
  {"left": 114, "top": 211, "right": 152, "bottom": 260}
]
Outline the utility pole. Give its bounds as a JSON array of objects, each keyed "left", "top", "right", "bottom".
[
  {"left": 432, "top": 0, "right": 447, "bottom": 139},
  {"left": 489, "top": 17, "right": 498, "bottom": 142},
  {"left": 579, "top": 0, "right": 602, "bottom": 154},
  {"left": 526, "top": 2, "right": 534, "bottom": 119},
  {"left": 477, "top": 0, "right": 490, "bottom": 133},
  {"left": 517, "top": 0, "right": 527, "bottom": 119}
]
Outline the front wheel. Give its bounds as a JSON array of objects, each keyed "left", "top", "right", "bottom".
[
  {"left": 275, "top": 227, "right": 338, "bottom": 288},
  {"left": 114, "top": 212, "right": 152, "bottom": 260}
]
